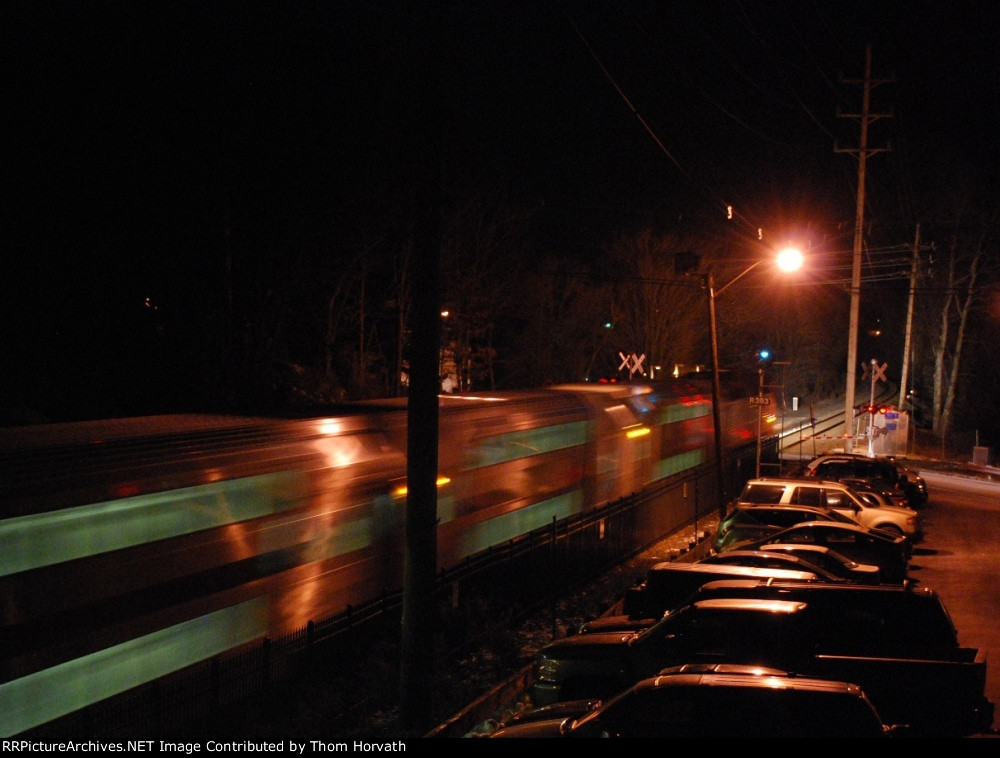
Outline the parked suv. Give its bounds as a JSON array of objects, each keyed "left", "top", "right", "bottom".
[
  {"left": 799, "top": 453, "right": 929, "bottom": 508},
  {"left": 532, "top": 597, "right": 826, "bottom": 706},
  {"left": 735, "top": 477, "right": 922, "bottom": 541},
  {"left": 689, "top": 579, "right": 961, "bottom": 658},
  {"left": 495, "top": 664, "right": 904, "bottom": 738},
  {"left": 529, "top": 593, "right": 988, "bottom": 735}
]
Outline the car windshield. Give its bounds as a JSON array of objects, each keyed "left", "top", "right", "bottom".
[{"left": 739, "top": 484, "right": 787, "bottom": 504}]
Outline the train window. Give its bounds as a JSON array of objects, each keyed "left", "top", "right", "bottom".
[
  {"left": 469, "top": 421, "right": 589, "bottom": 468},
  {"left": 656, "top": 402, "right": 711, "bottom": 425}
]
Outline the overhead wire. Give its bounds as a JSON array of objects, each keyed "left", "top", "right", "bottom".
[
  {"left": 556, "top": 1, "right": 868, "bottom": 250},
  {"left": 555, "top": 0, "right": 942, "bottom": 313},
  {"left": 556, "top": 5, "right": 713, "bottom": 213}
]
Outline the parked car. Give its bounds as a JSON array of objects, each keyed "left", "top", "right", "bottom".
[
  {"left": 757, "top": 543, "right": 882, "bottom": 584},
  {"left": 840, "top": 478, "right": 898, "bottom": 507},
  {"left": 497, "top": 662, "right": 788, "bottom": 729},
  {"left": 605, "top": 561, "right": 821, "bottom": 626},
  {"left": 712, "top": 503, "right": 861, "bottom": 553},
  {"left": 698, "top": 548, "right": 854, "bottom": 583},
  {"left": 529, "top": 596, "right": 990, "bottom": 734},
  {"left": 798, "top": 452, "right": 929, "bottom": 508},
  {"left": 494, "top": 664, "right": 905, "bottom": 738},
  {"left": 734, "top": 477, "right": 922, "bottom": 541},
  {"left": 728, "top": 521, "right": 911, "bottom": 583},
  {"left": 493, "top": 698, "right": 604, "bottom": 728}
]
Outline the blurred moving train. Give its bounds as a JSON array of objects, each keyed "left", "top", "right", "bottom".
[{"left": 0, "top": 379, "right": 769, "bottom": 736}]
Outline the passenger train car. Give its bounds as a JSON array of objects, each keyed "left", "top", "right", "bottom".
[{"left": 0, "top": 380, "right": 767, "bottom": 736}]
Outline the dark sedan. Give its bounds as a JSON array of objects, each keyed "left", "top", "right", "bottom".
[
  {"left": 698, "top": 549, "right": 850, "bottom": 583},
  {"left": 728, "top": 521, "right": 911, "bottom": 583},
  {"left": 757, "top": 543, "right": 882, "bottom": 584},
  {"left": 698, "top": 545, "right": 879, "bottom": 584}
]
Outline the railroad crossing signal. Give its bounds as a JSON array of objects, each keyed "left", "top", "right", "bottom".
[
  {"left": 861, "top": 360, "right": 888, "bottom": 383},
  {"left": 618, "top": 352, "right": 647, "bottom": 379},
  {"left": 862, "top": 403, "right": 890, "bottom": 415}
]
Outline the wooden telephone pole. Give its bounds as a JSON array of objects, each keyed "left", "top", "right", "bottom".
[{"left": 835, "top": 43, "right": 892, "bottom": 452}]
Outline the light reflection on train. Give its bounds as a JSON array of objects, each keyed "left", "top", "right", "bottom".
[{"left": 0, "top": 379, "right": 765, "bottom": 736}]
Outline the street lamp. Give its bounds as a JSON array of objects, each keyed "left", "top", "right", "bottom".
[{"left": 706, "top": 248, "right": 803, "bottom": 517}]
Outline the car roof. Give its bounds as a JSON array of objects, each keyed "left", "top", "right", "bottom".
[
  {"left": 733, "top": 503, "right": 836, "bottom": 512},
  {"left": 808, "top": 452, "right": 884, "bottom": 461},
  {"left": 760, "top": 543, "right": 835, "bottom": 555},
  {"left": 703, "top": 551, "right": 843, "bottom": 579},
  {"left": 658, "top": 662, "right": 790, "bottom": 677},
  {"left": 646, "top": 561, "right": 818, "bottom": 580},
  {"left": 689, "top": 597, "right": 807, "bottom": 613},
  {"left": 765, "top": 520, "right": 905, "bottom": 543},
  {"left": 710, "top": 549, "right": 813, "bottom": 560},
  {"left": 759, "top": 544, "right": 881, "bottom": 571},
  {"left": 807, "top": 453, "right": 899, "bottom": 467},
  {"left": 745, "top": 476, "right": 854, "bottom": 488},
  {"left": 696, "top": 578, "right": 930, "bottom": 596},
  {"left": 647, "top": 670, "right": 868, "bottom": 696},
  {"left": 777, "top": 519, "right": 867, "bottom": 533}
]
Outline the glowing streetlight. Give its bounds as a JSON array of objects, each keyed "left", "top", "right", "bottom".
[
  {"left": 707, "top": 249, "right": 803, "bottom": 517},
  {"left": 776, "top": 247, "right": 804, "bottom": 272}
]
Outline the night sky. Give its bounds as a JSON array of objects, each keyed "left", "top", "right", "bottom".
[{"left": 5, "top": 2, "right": 998, "bottom": 420}]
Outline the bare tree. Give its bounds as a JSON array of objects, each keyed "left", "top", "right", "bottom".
[
  {"left": 438, "top": 190, "right": 532, "bottom": 391},
  {"left": 600, "top": 228, "right": 706, "bottom": 377},
  {"left": 929, "top": 217, "right": 997, "bottom": 438},
  {"left": 501, "top": 258, "right": 618, "bottom": 386}
]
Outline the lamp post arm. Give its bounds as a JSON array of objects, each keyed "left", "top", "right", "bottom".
[{"left": 713, "top": 259, "right": 765, "bottom": 298}]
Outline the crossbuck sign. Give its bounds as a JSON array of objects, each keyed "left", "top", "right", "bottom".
[
  {"left": 619, "top": 352, "right": 647, "bottom": 379},
  {"left": 861, "top": 360, "right": 888, "bottom": 383}
]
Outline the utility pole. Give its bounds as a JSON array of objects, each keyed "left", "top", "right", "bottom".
[
  {"left": 898, "top": 224, "right": 921, "bottom": 410},
  {"left": 399, "top": 4, "right": 446, "bottom": 732},
  {"left": 835, "top": 43, "right": 892, "bottom": 452}
]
